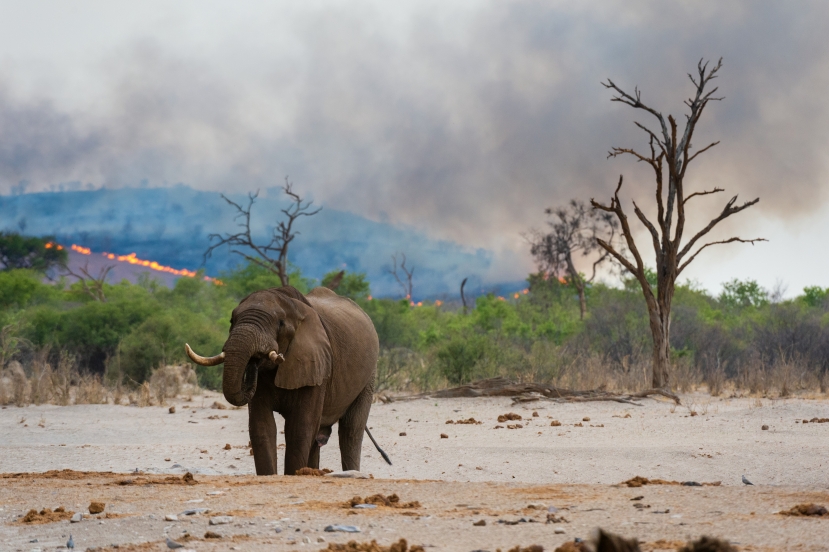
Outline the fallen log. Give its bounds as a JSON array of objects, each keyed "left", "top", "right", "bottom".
[{"left": 384, "top": 377, "right": 680, "bottom": 405}]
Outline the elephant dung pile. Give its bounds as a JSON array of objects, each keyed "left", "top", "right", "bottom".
[
  {"left": 779, "top": 503, "right": 829, "bottom": 517},
  {"left": 445, "top": 417, "right": 482, "bottom": 425},
  {"left": 321, "top": 538, "right": 424, "bottom": 552},
  {"left": 348, "top": 494, "right": 420, "bottom": 509},
  {"left": 296, "top": 467, "right": 334, "bottom": 476},
  {"left": 20, "top": 507, "right": 74, "bottom": 524}
]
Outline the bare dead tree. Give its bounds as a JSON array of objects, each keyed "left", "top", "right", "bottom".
[
  {"left": 64, "top": 262, "right": 114, "bottom": 302},
  {"left": 205, "top": 178, "right": 321, "bottom": 287},
  {"left": 388, "top": 253, "right": 414, "bottom": 299},
  {"left": 591, "top": 58, "right": 764, "bottom": 389},
  {"left": 460, "top": 277, "right": 469, "bottom": 314},
  {"left": 528, "top": 199, "right": 620, "bottom": 319}
]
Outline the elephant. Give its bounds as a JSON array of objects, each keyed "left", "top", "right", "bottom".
[{"left": 184, "top": 285, "right": 390, "bottom": 476}]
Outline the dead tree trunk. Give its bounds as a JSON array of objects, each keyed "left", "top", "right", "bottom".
[{"left": 592, "top": 59, "right": 764, "bottom": 389}]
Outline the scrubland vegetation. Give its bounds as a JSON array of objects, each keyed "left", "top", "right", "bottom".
[{"left": 0, "top": 254, "right": 827, "bottom": 406}]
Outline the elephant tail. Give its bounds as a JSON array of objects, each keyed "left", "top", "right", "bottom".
[{"left": 364, "top": 427, "right": 392, "bottom": 465}]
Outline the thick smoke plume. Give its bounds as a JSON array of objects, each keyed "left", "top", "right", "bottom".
[{"left": 0, "top": 1, "right": 827, "bottom": 284}]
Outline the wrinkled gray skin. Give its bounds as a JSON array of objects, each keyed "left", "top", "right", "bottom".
[{"left": 203, "top": 285, "right": 378, "bottom": 476}]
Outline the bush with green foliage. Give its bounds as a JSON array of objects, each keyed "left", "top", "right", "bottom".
[{"left": 0, "top": 252, "right": 827, "bottom": 396}]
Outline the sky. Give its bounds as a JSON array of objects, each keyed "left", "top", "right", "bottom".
[{"left": 0, "top": 1, "right": 827, "bottom": 295}]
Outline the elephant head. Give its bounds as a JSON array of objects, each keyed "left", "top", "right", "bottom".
[{"left": 185, "top": 286, "right": 332, "bottom": 407}]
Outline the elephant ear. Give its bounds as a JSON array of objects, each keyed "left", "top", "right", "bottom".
[{"left": 274, "top": 299, "right": 332, "bottom": 390}]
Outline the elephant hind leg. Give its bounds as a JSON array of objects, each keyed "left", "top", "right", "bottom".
[{"left": 338, "top": 376, "right": 375, "bottom": 472}]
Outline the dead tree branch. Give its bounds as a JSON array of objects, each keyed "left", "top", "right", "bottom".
[
  {"left": 388, "top": 253, "right": 414, "bottom": 299},
  {"left": 64, "top": 262, "right": 113, "bottom": 302},
  {"left": 205, "top": 177, "right": 321, "bottom": 286},
  {"left": 383, "top": 377, "right": 680, "bottom": 406}
]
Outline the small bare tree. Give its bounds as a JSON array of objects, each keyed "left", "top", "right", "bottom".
[
  {"left": 528, "top": 199, "right": 619, "bottom": 319},
  {"left": 592, "top": 58, "right": 764, "bottom": 388},
  {"left": 64, "top": 262, "right": 114, "bottom": 302},
  {"left": 205, "top": 178, "right": 321, "bottom": 286},
  {"left": 388, "top": 253, "right": 414, "bottom": 299}
]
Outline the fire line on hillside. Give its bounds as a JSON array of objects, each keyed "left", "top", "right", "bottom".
[{"left": 68, "top": 244, "right": 222, "bottom": 284}]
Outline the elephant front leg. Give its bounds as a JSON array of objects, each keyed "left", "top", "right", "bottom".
[
  {"left": 248, "top": 390, "right": 278, "bottom": 475},
  {"left": 282, "top": 387, "right": 324, "bottom": 476}
]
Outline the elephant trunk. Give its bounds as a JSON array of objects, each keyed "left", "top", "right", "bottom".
[{"left": 222, "top": 327, "right": 262, "bottom": 407}]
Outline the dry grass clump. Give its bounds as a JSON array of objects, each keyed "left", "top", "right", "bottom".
[
  {"left": 148, "top": 364, "right": 199, "bottom": 405},
  {"left": 0, "top": 357, "right": 199, "bottom": 407}
]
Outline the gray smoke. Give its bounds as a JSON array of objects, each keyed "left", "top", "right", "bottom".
[{"left": 0, "top": 0, "right": 827, "bottom": 282}]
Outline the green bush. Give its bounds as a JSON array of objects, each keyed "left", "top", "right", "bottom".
[{"left": 436, "top": 334, "right": 486, "bottom": 384}]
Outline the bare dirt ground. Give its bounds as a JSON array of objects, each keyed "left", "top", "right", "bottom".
[{"left": 1, "top": 392, "right": 828, "bottom": 551}]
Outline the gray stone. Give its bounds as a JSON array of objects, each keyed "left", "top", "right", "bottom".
[
  {"left": 324, "top": 470, "right": 369, "bottom": 479},
  {"left": 180, "top": 508, "right": 210, "bottom": 516},
  {"left": 324, "top": 524, "right": 361, "bottom": 533},
  {"left": 209, "top": 515, "right": 234, "bottom": 525}
]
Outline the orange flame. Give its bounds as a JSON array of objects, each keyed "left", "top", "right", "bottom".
[
  {"left": 434, "top": 300, "right": 442, "bottom": 307},
  {"left": 65, "top": 243, "right": 221, "bottom": 285},
  {"left": 45, "top": 242, "right": 64, "bottom": 250}
]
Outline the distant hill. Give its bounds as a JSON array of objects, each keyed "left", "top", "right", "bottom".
[{"left": 0, "top": 186, "right": 525, "bottom": 298}]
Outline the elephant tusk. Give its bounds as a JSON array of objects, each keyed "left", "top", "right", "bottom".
[
  {"left": 184, "top": 343, "right": 225, "bottom": 366},
  {"left": 269, "top": 350, "right": 284, "bottom": 363}
]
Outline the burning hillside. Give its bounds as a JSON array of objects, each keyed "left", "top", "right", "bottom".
[{"left": 66, "top": 243, "right": 221, "bottom": 286}]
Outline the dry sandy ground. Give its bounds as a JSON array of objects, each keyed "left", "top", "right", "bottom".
[{"left": 1, "top": 392, "right": 828, "bottom": 551}]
